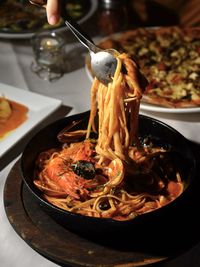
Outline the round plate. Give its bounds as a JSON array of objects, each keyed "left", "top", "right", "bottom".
[
  {"left": 0, "top": 0, "right": 98, "bottom": 39},
  {"left": 4, "top": 146, "right": 200, "bottom": 266},
  {"left": 140, "top": 102, "right": 200, "bottom": 114}
]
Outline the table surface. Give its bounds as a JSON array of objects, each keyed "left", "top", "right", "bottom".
[{"left": 0, "top": 7, "right": 200, "bottom": 267}]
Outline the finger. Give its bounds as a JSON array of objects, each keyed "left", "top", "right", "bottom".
[{"left": 46, "top": 0, "right": 60, "bottom": 25}]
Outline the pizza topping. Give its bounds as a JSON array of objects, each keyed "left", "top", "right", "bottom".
[{"left": 189, "top": 72, "right": 198, "bottom": 80}]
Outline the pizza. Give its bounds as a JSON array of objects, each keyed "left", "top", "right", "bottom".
[{"left": 98, "top": 27, "right": 200, "bottom": 108}]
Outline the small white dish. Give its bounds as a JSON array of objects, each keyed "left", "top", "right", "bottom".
[{"left": 0, "top": 83, "right": 62, "bottom": 158}]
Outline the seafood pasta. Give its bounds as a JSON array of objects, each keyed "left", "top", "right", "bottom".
[{"left": 34, "top": 53, "right": 184, "bottom": 221}]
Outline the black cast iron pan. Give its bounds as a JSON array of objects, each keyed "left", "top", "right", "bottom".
[{"left": 20, "top": 111, "right": 197, "bottom": 254}]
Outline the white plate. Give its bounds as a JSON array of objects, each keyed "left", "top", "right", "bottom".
[
  {"left": 0, "top": 83, "right": 62, "bottom": 158},
  {"left": 140, "top": 102, "right": 200, "bottom": 114},
  {"left": 0, "top": 0, "right": 98, "bottom": 39}
]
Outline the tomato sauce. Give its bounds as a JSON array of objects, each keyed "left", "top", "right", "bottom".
[{"left": 0, "top": 100, "right": 28, "bottom": 139}]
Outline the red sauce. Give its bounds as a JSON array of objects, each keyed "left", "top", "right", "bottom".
[{"left": 0, "top": 100, "right": 28, "bottom": 139}]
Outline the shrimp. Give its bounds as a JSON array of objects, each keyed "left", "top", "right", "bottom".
[{"left": 35, "top": 140, "right": 96, "bottom": 199}]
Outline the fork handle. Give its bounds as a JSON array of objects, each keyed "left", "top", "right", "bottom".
[{"left": 64, "top": 20, "right": 100, "bottom": 53}]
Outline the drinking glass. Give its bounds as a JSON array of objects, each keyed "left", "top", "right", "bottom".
[{"left": 31, "top": 31, "right": 65, "bottom": 81}]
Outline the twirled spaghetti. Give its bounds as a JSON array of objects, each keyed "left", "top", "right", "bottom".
[{"left": 34, "top": 53, "right": 184, "bottom": 221}]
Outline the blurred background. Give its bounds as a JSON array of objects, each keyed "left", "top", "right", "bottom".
[
  {"left": 96, "top": 0, "right": 200, "bottom": 36},
  {"left": 129, "top": 0, "right": 200, "bottom": 28}
]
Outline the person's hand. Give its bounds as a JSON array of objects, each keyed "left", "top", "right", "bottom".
[{"left": 46, "top": 0, "right": 61, "bottom": 25}]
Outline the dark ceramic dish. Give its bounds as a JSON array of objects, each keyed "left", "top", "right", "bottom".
[{"left": 21, "top": 111, "right": 196, "bottom": 247}]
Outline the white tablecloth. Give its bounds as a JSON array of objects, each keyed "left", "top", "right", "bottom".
[{"left": 0, "top": 37, "right": 200, "bottom": 267}]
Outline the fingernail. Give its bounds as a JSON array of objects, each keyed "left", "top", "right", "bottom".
[{"left": 48, "top": 15, "right": 58, "bottom": 25}]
